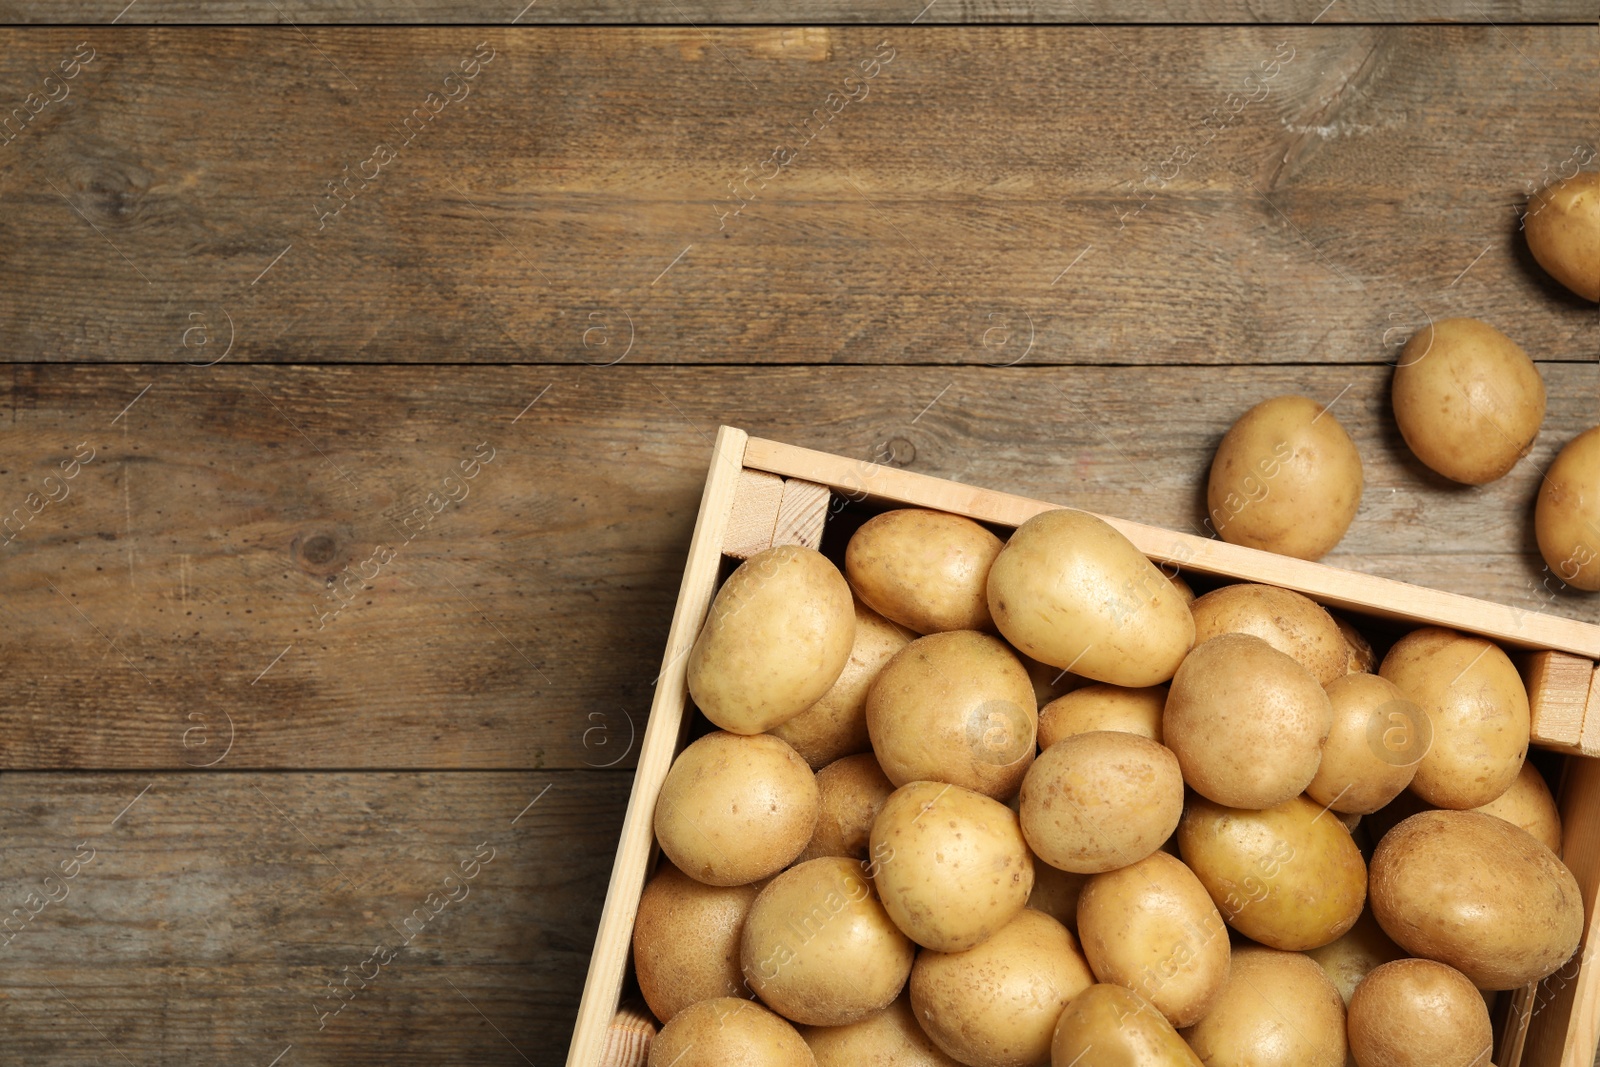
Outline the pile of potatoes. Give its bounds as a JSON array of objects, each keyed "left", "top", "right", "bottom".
[{"left": 635, "top": 500, "right": 1584, "bottom": 1067}]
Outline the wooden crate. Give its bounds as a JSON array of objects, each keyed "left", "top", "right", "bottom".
[{"left": 566, "top": 426, "right": 1600, "bottom": 1067}]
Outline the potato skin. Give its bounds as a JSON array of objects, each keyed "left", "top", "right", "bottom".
[
  {"left": 987, "top": 509, "right": 1195, "bottom": 687},
  {"left": 1369, "top": 810, "right": 1583, "bottom": 989},
  {"left": 1180, "top": 947, "right": 1347, "bottom": 1067},
  {"left": 1305, "top": 909, "right": 1403, "bottom": 1006},
  {"left": 688, "top": 544, "right": 855, "bottom": 734},
  {"left": 1535, "top": 425, "right": 1600, "bottom": 591},
  {"left": 1393, "top": 318, "right": 1546, "bottom": 485},
  {"left": 1189, "top": 583, "right": 1349, "bottom": 686},
  {"left": 1051, "top": 984, "right": 1203, "bottom": 1066},
  {"left": 846, "top": 508, "right": 1005, "bottom": 634},
  {"left": 801, "top": 995, "right": 962, "bottom": 1066},
  {"left": 1525, "top": 170, "right": 1600, "bottom": 301},
  {"left": 1472, "top": 759, "right": 1562, "bottom": 854},
  {"left": 798, "top": 754, "right": 897, "bottom": 864},
  {"left": 1346, "top": 958, "right": 1492, "bottom": 1067},
  {"left": 1037, "top": 684, "right": 1166, "bottom": 749},
  {"left": 634, "top": 863, "right": 761, "bottom": 1022},
  {"left": 1164, "top": 633, "right": 1333, "bottom": 809},
  {"left": 1206, "top": 394, "right": 1362, "bottom": 560},
  {"left": 1378, "top": 628, "right": 1528, "bottom": 809},
  {"left": 1178, "top": 794, "right": 1367, "bottom": 951},
  {"left": 654, "top": 731, "right": 819, "bottom": 886},
  {"left": 1306, "top": 673, "right": 1424, "bottom": 815},
  {"left": 648, "top": 997, "right": 816, "bottom": 1067},
  {"left": 1019, "top": 731, "right": 1185, "bottom": 874}
]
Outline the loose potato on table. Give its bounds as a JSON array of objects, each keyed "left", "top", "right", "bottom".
[
  {"left": 870, "top": 780, "right": 1034, "bottom": 952},
  {"left": 1206, "top": 394, "right": 1363, "bottom": 560},
  {"left": 1306, "top": 673, "right": 1427, "bottom": 815},
  {"left": 866, "top": 630, "right": 1037, "bottom": 799},
  {"left": 648, "top": 997, "right": 815, "bottom": 1067},
  {"left": 634, "top": 863, "right": 761, "bottom": 1022},
  {"left": 1037, "top": 683, "right": 1166, "bottom": 748},
  {"left": 688, "top": 544, "right": 855, "bottom": 734},
  {"left": 1378, "top": 627, "right": 1528, "bottom": 809},
  {"left": 654, "top": 731, "right": 819, "bottom": 886},
  {"left": 987, "top": 508, "right": 1195, "bottom": 687},
  {"left": 1535, "top": 424, "right": 1600, "bottom": 591},
  {"left": 774, "top": 598, "right": 914, "bottom": 769},
  {"left": 1180, "top": 946, "right": 1347, "bottom": 1067},
  {"left": 846, "top": 508, "right": 1004, "bottom": 634},
  {"left": 1472, "top": 758, "right": 1562, "bottom": 854},
  {"left": 1051, "top": 984, "right": 1202, "bottom": 1067},
  {"left": 1393, "top": 317, "right": 1546, "bottom": 485},
  {"left": 1369, "top": 809, "right": 1582, "bottom": 989},
  {"left": 798, "top": 753, "right": 897, "bottom": 864},
  {"left": 1189, "top": 583, "right": 1349, "bottom": 685},
  {"left": 801, "top": 994, "right": 961, "bottom": 1066},
  {"left": 1525, "top": 169, "right": 1600, "bottom": 301},
  {"left": 1346, "top": 958, "right": 1492, "bottom": 1067}
]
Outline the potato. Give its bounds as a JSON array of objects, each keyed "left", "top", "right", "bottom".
[
  {"left": 634, "top": 862, "right": 761, "bottom": 1022},
  {"left": 987, "top": 509, "right": 1195, "bottom": 687},
  {"left": 866, "top": 630, "right": 1037, "bottom": 799},
  {"left": 1305, "top": 673, "right": 1426, "bottom": 815},
  {"left": 1180, "top": 946, "right": 1347, "bottom": 1067},
  {"left": 1206, "top": 394, "right": 1363, "bottom": 560},
  {"left": 647, "top": 997, "right": 815, "bottom": 1067},
  {"left": 1075, "top": 850, "right": 1230, "bottom": 1027},
  {"left": 1535, "top": 425, "right": 1600, "bottom": 591},
  {"left": 909, "top": 908, "right": 1094, "bottom": 1067},
  {"left": 1369, "top": 810, "right": 1583, "bottom": 989},
  {"left": 1379, "top": 628, "right": 1529, "bottom": 809},
  {"left": 742, "top": 856, "right": 915, "bottom": 1026},
  {"left": 1525, "top": 169, "right": 1600, "bottom": 301},
  {"left": 1336, "top": 614, "right": 1377, "bottom": 674},
  {"left": 870, "top": 780, "right": 1034, "bottom": 952},
  {"left": 1473, "top": 759, "right": 1562, "bottom": 854},
  {"left": 655, "top": 731, "right": 819, "bottom": 886},
  {"left": 1019, "top": 730, "right": 1184, "bottom": 874},
  {"left": 1019, "top": 653, "right": 1086, "bottom": 709},
  {"left": 774, "top": 599, "right": 914, "bottom": 768},
  {"left": 1178, "top": 794, "right": 1367, "bottom": 951},
  {"left": 1189, "top": 583, "right": 1349, "bottom": 685},
  {"left": 846, "top": 508, "right": 1005, "bottom": 634},
  {"left": 1051, "top": 984, "right": 1204, "bottom": 1067},
  {"left": 688, "top": 544, "right": 855, "bottom": 734},
  {"left": 799, "top": 754, "right": 897, "bottom": 864},
  {"left": 1037, "top": 684, "right": 1165, "bottom": 748},
  {"left": 1305, "top": 908, "right": 1403, "bottom": 1006},
  {"left": 1393, "top": 318, "right": 1546, "bottom": 485},
  {"left": 801, "top": 995, "right": 962, "bottom": 1066},
  {"left": 1164, "top": 633, "right": 1333, "bottom": 809},
  {"left": 1167, "top": 571, "right": 1196, "bottom": 606},
  {"left": 1026, "top": 863, "right": 1089, "bottom": 931},
  {"left": 1347, "top": 958, "right": 1493, "bottom": 1067}
]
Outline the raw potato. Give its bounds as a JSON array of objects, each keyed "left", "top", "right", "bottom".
[
  {"left": 846, "top": 508, "right": 1005, "bottom": 634},
  {"left": 909, "top": 908, "right": 1094, "bottom": 1067},
  {"left": 1306, "top": 673, "right": 1426, "bottom": 815},
  {"left": 655, "top": 731, "right": 819, "bottom": 886},
  {"left": 987, "top": 509, "right": 1196, "bottom": 687},
  {"left": 1027, "top": 864, "right": 1090, "bottom": 931},
  {"left": 1189, "top": 583, "right": 1349, "bottom": 685},
  {"left": 802, "top": 995, "right": 962, "bottom": 1066},
  {"left": 870, "top": 781, "right": 1034, "bottom": 952},
  {"left": 1472, "top": 759, "right": 1562, "bottom": 854},
  {"left": 1525, "top": 169, "right": 1600, "bottom": 301},
  {"left": 1075, "top": 850, "right": 1231, "bottom": 1027},
  {"left": 1206, "top": 394, "right": 1363, "bottom": 561},
  {"left": 742, "top": 857, "right": 915, "bottom": 1026},
  {"left": 634, "top": 863, "right": 761, "bottom": 1022},
  {"left": 647, "top": 997, "right": 816, "bottom": 1067},
  {"left": 1019, "top": 730, "right": 1185, "bottom": 874},
  {"left": 1037, "top": 684, "right": 1166, "bottom": 748},
  {"left": 1051, "top": 984, "right": 1204, "bottom": 1067},
  {"left": 1306, "top": 909, "right": 1403, "bottom": 1006},
  {"left": 774, "top": 599, "right": 914, "bottom": 768},
  {"left": 1379, "top": 628, "right": 1529, "bottom": 809},
  {"left": 799, "top": 754, "right": 897, "bottom": 864},
  {"left": 1535, "top": 425, "right": 1600, "bottom": 591},
  {"left": 688, "top": 544, "right": 856, "bottom": 734},
  {"left": 1335, "top": 614, "right": 1378, "bottom": 674},
  {"left": 867, "top": 631, "right": 1037, "bottom": 799},
  {"left": 1369, "top": 810, "right": 1583, "bottom": 989},
  {"left": 1347, "top": 958, "right": 1493, "bottom": 1067},
  {"left": 1020, "top": 653, "right": 1086, "bottom": 709},
  {"left": 1393, "top": 318, "right": 1546, "bottom": 485},
  {"left": 1164, "top": 633, "right": 1333, "bottom": 809},
  {"left": 1178, "top": 794, "right": 1367, "bottom": 951},
  {"left": 1181, "top": 947, "right": 1347, "bottom": 1067}
]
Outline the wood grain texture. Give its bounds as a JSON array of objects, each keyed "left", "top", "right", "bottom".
[
  {"left": 722, "top": 468, "right": 784, "bottom": 558},
  {"left": 2, "top": 363, "right": 1597, "bottom": 769},
  {"left": 773, "top": 477, "right": 830, "bottom": 549},
  {"left": 1527, "top": 651, "right": 1595, "bottom": 750},
  {"left": 0, "top": 27, "right": 1594, "bottom": 366},
  {"left": 0, "top": 769, "right": 630, "bottom": 1065}
]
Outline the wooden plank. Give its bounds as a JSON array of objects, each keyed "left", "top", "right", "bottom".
[
  {"left": 773, "top": 477, "right": 830, "bottom": 550},
  {"left": 0, "top": 28, "right": 1594, "bottom": 367},
  {"left": 1528, "top": 652, "right": 1596, "bottom": 752},
  {"left": 0, "top": 769, "right": 630, "bottom": 1065},
  {"left": 1584, "top": 667, "right": 1600, "bottom": 759},
  {"left": 2, "top": 364, "right": 1597, "bottom": 769},
  {"left": 565, "top": 425, "right": 745, "bottom": 1067},
  {"left": 721, "top": 468, "right": 783, "bottom": 559}
]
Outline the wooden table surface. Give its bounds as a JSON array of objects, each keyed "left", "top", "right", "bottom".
[{"left": 0, "top": 6, "right": 1595, "bottom": 1064}]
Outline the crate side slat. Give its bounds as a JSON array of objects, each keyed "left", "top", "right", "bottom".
[
  {"left": 742, "top": 437, "right": 1600, "bottom": 660},
  {"left": 565, "top": 426, "right": 749, "bottom": 1067}
]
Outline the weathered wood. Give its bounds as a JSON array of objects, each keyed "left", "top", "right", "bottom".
[
  {"left": 0, "top": 28, "right": 1594, "bottom": 366},
  {"left": 0, "top": 769, "right": 630, "bottom": 1064}
]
